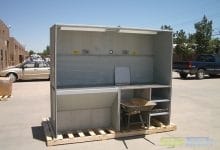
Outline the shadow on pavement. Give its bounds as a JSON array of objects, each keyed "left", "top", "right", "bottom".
[
  {"left": 31, "top": 126, "right": 45, "bottom": 142},
  {"left": 116, "top": 135, "right": 155, "bottom": 149}
]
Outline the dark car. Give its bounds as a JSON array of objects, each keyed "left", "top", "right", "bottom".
[{"left": 173, "top": 54, "right": 220, "bottom": 79}]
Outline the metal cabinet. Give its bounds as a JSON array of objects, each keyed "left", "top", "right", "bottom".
[{"left": 50, "top": 24, "right": 173, "bottom": 135}]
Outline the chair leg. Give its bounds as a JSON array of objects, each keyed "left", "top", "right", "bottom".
[
  {"left": 127, "top": 115, "right": 130, "bottom": 129},
  {"left": 139, "top": 114, "right": 145, "bottom": 128},
  {"left": 147, "top": 114, "right": 150, "bottom": 128}
]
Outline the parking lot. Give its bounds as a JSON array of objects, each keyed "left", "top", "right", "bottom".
[{"left": 0, "top": 73, "right": 220, "bottom": 150}]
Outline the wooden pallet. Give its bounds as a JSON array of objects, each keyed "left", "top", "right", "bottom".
[
  {"left": 0, "top": 95, "right": 11, "bottom": 101},
  {"left": 42, "top": 118, "right": 176, "bottom": 146}
]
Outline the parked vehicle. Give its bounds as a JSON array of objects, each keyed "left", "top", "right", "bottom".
[
  {"left": 0, "top": 61, "right": 50, "bottom": 82},
  {"left": 173, "top": 54, "right": 220, "bottom": 79}
]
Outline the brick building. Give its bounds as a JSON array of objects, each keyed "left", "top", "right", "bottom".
[
  {"left": 0, "top": 19, "right": 9, "bottom": 71},
  {"left": 8, "top": 37, "right": 28, "bottom": 66},
  {"left": 0, "top": 19, "right": 28, "bottom": 71}
]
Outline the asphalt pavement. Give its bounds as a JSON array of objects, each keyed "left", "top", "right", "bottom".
[{"left": 0, "top": 73, "right": 220, "bottom": 150}]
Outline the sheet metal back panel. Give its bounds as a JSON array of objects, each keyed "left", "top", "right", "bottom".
[
  {"left": 56, "top": 31, "right": 154, "bottom": 55},
  {"left": 57, "top": 56, "right": 153, "bottom": 88},
  {"left": 56, "top": 30, "right": 154, "bottom": 88}
]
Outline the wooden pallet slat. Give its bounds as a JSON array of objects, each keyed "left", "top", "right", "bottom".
[
  {"left": 148, "top": 126, "right": 156, "bottom": 130},
  {"left": 67, "top": 133, "right": 74, "bottom": 138},
  {"left": 88, "top": 130, "right": 96, "bottom": 136},
  {"left": 42, "top": 119, "right": 176, "bottom": 146},
  {"left": 0, "top": 95, "right": 11, "bottom": 101},
  {"left": 77, "top": 130, "right": 85, "bottom": 137},
  {"left": 56, "top": 134, "right": 63, "bottom": 140},
  {"left": 98, "top": 129, "right": 106, "bottom": 135},
  {"left": 107, "top": 129, "right": 115, "bottom": 134}
]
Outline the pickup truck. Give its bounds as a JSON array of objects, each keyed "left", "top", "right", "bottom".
[{"left": 173, "top": 54, "right": 220, "bottom": 79}]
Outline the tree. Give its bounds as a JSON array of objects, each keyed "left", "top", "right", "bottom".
[
  {"left": 209, "top": 38, "right": 220, "bottom": 54},
  {"left": 173, "top": 29, "right": 193, "bottom": 60},
  {"left": 174, "top": 30, "right": 187, "bottom": 44},
  {"left": 194, "top": 15, "right": 213, "bottom": 54},
  {"left": 29, "top": 50, "right": 35, "bottom": 56},
  {"left": 161, "top": 25, "right": 173, "bottom": 30},
  {"left": 188, "top": 33, "right": 196, "bottom": 44},
  {"left": 42, "top": 45, "right": 50, "bottom": 57},
  {"left": 187, "top": 33, "right": 197, "bottom": 54}
]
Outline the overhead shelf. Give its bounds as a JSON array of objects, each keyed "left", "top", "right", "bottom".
[{"left": 59, "top": 25, "right": 158, "bottom": 35}]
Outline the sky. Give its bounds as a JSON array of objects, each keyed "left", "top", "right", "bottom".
[{"left": 1, "top": 0, "right": 220, "bottom": 52}]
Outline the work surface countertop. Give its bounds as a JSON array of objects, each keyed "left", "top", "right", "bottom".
[{"left": 56, "top": 84, "right": 171, "bottom": 95}]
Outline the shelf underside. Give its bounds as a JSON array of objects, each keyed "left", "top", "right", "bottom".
[{"left": 56, "top": 84, "right": 170, "bottom": 95}]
